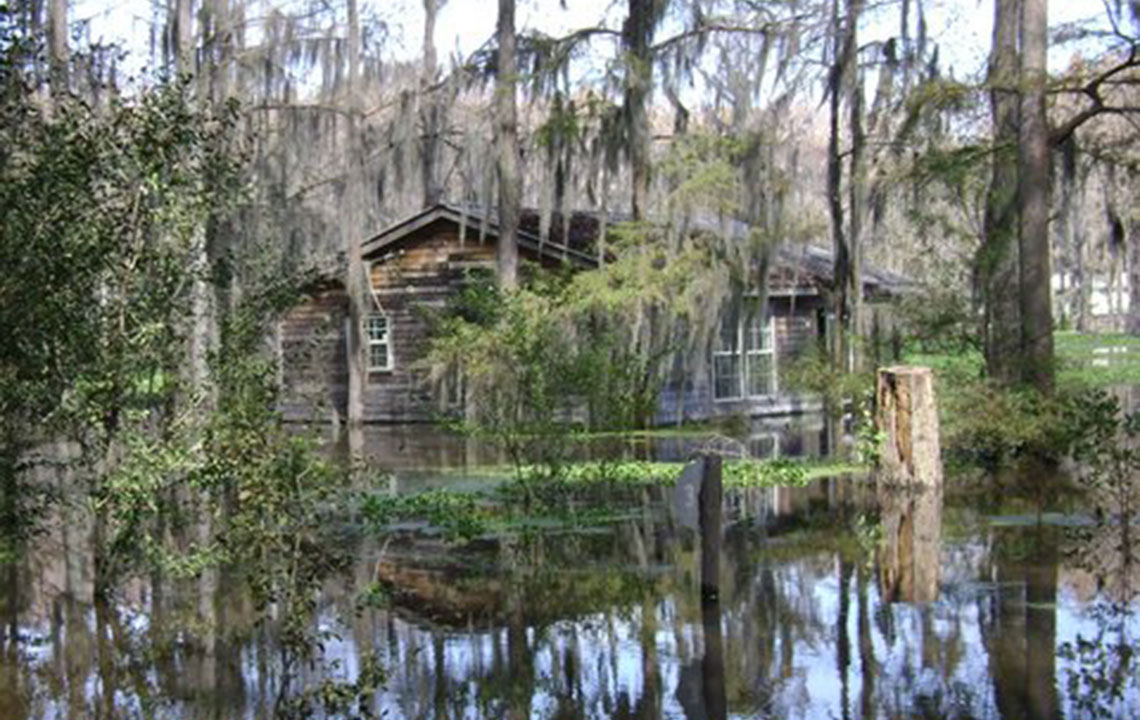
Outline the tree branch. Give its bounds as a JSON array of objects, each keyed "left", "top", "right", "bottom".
[
  {"left": 650, "top": 16, "right": 811, "bottom": 54},
  {"left": 1051, "top": 43, "right": 1140, "bottom": 146}
]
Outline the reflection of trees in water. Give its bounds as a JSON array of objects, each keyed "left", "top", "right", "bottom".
[
  {"left": 984, "top": 524, "right": 1062, "bottom": 720},
  {"left": 1059, "top": 518, "right": 1140, "bottom": 719},
  {"left": 1064, "top": 522, "right": 1140, "bottom": 608},
  {"left": 12, "top": 476, "right": 1140, "bottom": 719},
  {"left": 1057, "top": 602, "right": 1138, "bottom": 720}
]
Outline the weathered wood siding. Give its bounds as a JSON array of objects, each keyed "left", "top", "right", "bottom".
[
  {"left": 280, "top": 219, "right": 568, "bottom": 423},
  {"left": 279, "top": 285, "right": 348, "bottom": 423},
  {"left": 363, "top": 226, "right": 497, "bottom": 422},
  {"left": 279, "top": 212, "right": 895, "bottom": 425}
]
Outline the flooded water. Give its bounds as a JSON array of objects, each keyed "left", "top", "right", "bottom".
[
  {"left": 325, "top": 416, "right": 832, "bottom": 473},
  {"left": 6, "top": 456, "right": 1140, "bottom": 719}
]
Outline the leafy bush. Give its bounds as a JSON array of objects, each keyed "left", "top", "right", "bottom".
[{"left": 427, "top": 226, "right": 727, "bottom": 480}]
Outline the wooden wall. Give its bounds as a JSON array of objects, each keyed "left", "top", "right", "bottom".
[
  {"left": 278, "top": 216, "right": 871, "bottom": 426},
  {"left": 364, "top": 227, "right": 497, "bottom": 422},
  {"left": 279, "top": 221, "right": 510, "bottom": 423},
  {"left": 279, "top": 285, "right": 348, "bottom": 423}
]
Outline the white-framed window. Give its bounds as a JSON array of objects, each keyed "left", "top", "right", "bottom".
[
  {"left": 713, "top": 309, "right": 776, "bottom": 400},
  {"left": 367, "top": 313, "right": 393, "bottom": 371}
]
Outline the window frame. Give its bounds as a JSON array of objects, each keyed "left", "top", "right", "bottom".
[
  {"left": 712, "top": 309, "right": 777, "bottom": 401},
  {"left": 366, "top": 313, "right": 393, "bottom": 372}
]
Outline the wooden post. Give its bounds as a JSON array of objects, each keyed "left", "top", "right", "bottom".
[
  {"left": 698, "top": 454, "right": 723, "bottom": 600},
  {"left": 700, "top": 593, "right": 727, "bottom": 720},
  {"left": 876, "top": 366, "right": 942, "bottom": 487}
]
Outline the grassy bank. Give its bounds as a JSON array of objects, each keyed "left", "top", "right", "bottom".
[
  {"left": 902, "top": 331, "right": 1140, "bottom": 467},
  {"left": 905, "top": 331, "right": 1140, "bottom": 389}
]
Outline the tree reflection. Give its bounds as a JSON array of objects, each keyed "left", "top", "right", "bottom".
[
  {"left": 13, "top": 473, "right": 1140, "bottom": 719},
  {"left": 877, "top": 484, "right": 942, "bottom": 604},
  {"left": 985, "top": 523, "right": 1062, "bottom": 720}
]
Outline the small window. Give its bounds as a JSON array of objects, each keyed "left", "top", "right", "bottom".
[{"left": 367, "top": 314, "right": 392, "bottom": 371}]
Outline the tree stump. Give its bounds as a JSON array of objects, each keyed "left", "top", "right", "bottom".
[{"left": 876, "top": 366, "right": 942, "bottom": 487}]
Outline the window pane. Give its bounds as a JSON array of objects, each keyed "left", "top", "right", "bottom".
[
  {"left": 713, "top": 354, "right": 741, "bottom": 399},
  {"left": 716, "top": 312, "right": 738, "bottom": 352},
  {"left": 745, "top": 314, "right": 771, "bottom": 351},
  {"left": 747, "top": 352, "right": 773, "bottom": 397},
  {"left": 369, "top": 343, "right": 389, "bottom": 370},
  {"left": 368, "top": 315, "right": 388, "bottom": 341}
]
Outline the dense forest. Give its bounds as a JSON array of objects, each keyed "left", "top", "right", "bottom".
[{"left": 5, "top": 0, "right": 1140, "bottom": 718}]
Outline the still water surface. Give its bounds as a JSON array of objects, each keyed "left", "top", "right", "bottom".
[{"left": 4, "top": 426, "right": 1140, "bottom": 719}]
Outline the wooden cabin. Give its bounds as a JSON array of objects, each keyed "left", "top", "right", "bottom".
[{"left": 277, "top": 203, "right": 908, "bottom": 425}]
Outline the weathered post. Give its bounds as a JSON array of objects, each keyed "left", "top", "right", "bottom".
[
  {"left": 700, "top": 592, "right": 727, "bottom": 720},
  {"left": 876, "top": 366, "right": 942, "bottom": 487},
  {"left": 698, "top": 454, "right": 723, "bottom": 600}
]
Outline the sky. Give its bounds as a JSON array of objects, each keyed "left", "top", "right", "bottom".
[{"left": 72, "top": 0, "right": 1116, "bottom": 88}]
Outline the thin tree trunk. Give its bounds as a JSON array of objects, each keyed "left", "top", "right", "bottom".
[
  {"left": 846, "top": 0, "right": 867, "bottom": 371},
  {"left": 980, "top": 0, "right": 1022, "bottom": 385},
  {"left": 186, "top": 0, "right": 217, "bottom": 411},
  {"left": 1128, "top": 219, "right": 1140, "bottom": 334},
  {"left": 624, "top": 0, "right": 653, "bottom": 221},
  {"left": 827, "top": 0, "right": 856, "bottom": 373},
  {"left": 1018, "top": 0, "right": 1053, "bottom": 391},
  {"left": 48, "top": 0, "right": 68, "bottom": 95},
  {"left": 345, "top": 0, "right": 368, "bottom": 432},
  {"left": 495, "top": 0, "right": 520, "bottom": 289},
  {"left": 174, "top": 0, "right": 194, "bottom": 75},
  {"left": 420, "top": 0, "right": 443, "bottom": 207}
]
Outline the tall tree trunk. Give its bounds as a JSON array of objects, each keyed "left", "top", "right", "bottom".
[
  {"left": 345, "top": 0, "right": 369, "bottom": 432},
  {"left": 846, "top": 0, "right": 867, "bottom": 371},
  {"left": 827, "top": 0, "right": 857, "bottom": 373},
  {"left": 185, "top": 0, "right": 218, "bottom": 411},
  {"left": 1128, "top": 217, "right": 1140, "bottom": 334},
  {"left": 174, "top": 0, "right": 194, "bottom": 75},
  {"left": 980, "top": 0, "right": 1022, "bottom": 385},
  {"left": 48, "top": 0, "right": 68, "bottom": 96},
  {"left": 420, "top": 0, "right": 444, "bottom": 207},
  {"left": 624, "top": 0, "right": 654, "bottom": 221},
  {"left": 495, "top": 0, "right": 520, "bottom": 289},
  {"left": 1018, "top": 0, "right": 1053, "bottom": 391}
]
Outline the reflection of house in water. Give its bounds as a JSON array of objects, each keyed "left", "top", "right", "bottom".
[
  {"left": 13, "top": 474, "right": 1140, "bottom": 719},
  {"left": 278, "top": 203, "right": 908, "bottom": 427}
]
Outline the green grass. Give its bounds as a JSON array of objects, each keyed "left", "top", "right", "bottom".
[
  {"left": 904, "top": 332, "right": 1140, "bottom": 389},
  {"left": 1054, "top": 331, "right": 1140, "bottom": 387}
]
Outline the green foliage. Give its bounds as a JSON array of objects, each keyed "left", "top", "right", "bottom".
[
  {"left": 363, "top": 489, "right": 490, "bottom": 542},
  {"left": 902, "top": 333, "right": 1140, "bottom": 471},
  {"left": 362, "top": 456, "right": 854, "bottom": 546},
  {"left": 782, "top": 343, "right": 878, "bottom": 461},
  {"left": 0, "top": 35, "right": 365, "bottom": 704},
  {"left": 1063, "top": 389, "right": 1140, "bottom": 520},
  {"left": 0, "top": 69, "right": 245, "bottom": 561},
  {"left": 939, "top": 380, "right": 1072, "bottom": 468},
  {"left": 896, "top": 284, "right": 982, "bottom": 357},
  {"left": 429, "top": 225, "right": 725, "bottom": 479}
]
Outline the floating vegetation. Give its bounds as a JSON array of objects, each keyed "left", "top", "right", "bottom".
[{"left": 363, "top": 457, "right": 867, "bottom": 543}]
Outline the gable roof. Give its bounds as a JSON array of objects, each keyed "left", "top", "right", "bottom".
[
  {"left": 360, "top": 203, "right": 911, "bottom": 297},
  {"left": 362, "top": 203, "right": 599, "bottom": 268}
]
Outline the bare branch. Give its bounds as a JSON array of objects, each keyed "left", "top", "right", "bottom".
[{"left": 1051, "top": 43, "right": 1140, "bottom": 146}]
